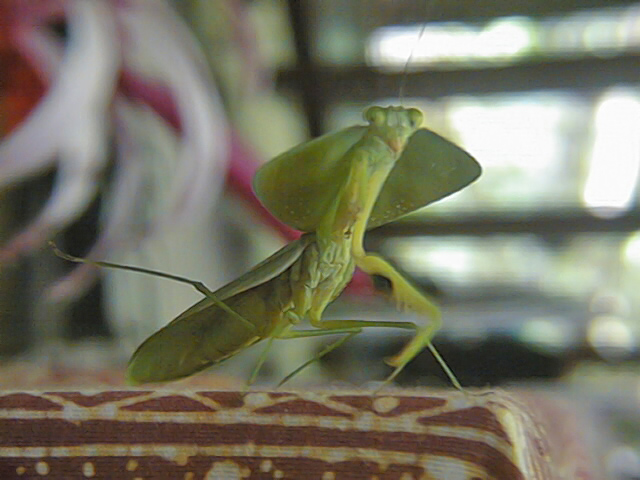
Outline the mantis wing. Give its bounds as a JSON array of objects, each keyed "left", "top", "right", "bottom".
[
  {"left": 254, "top": 123, "right": 480, "bottom": 232},
  {"left": 166, "top": 234, "right": 313, "bottom": 327},
  {"left": 368, "top": 128, "right": 481, "bottom": 228},
  {"left": 253, "top": 126, "right": 368, "bottom": 233},
  {"left": 127, "top": 235, "right": 314, "bottom": 384}
]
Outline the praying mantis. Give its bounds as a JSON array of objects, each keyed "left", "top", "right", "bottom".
[{"left": 55, "top": 105, "right": 481, "bottom": 388}]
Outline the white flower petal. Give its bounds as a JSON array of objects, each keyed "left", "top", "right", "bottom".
[
  {"left": 119, "top": 0, "right": 228, "bottom": 232},
  {"left": 0, "top": 0, "right": 120, "bottom": 260}
]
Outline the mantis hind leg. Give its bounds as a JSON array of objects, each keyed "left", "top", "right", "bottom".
[
  {"left": 352, "top": 251, "right": 462, "bottom": 390},
  {"left": 50, "top": 242, "right": 256, "bottom": 333}
]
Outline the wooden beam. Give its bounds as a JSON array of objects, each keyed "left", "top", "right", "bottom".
[
  {"left": 366, "top": 209, "right": 640, "bottom": 239},
  {"left": 277, "top": 54, "right": 640, "bottom": 102}
]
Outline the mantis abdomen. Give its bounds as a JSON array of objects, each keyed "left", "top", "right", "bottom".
[
  {"left": 126, "top": 234, "right": 359, "bottom": 385},
  {"left": 126, "top": 270, "right": 288, "bottom": 384}
]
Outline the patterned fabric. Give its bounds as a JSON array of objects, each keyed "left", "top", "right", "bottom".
[{"left": 0, "top": 389, "right": 595, "bottom": 479}]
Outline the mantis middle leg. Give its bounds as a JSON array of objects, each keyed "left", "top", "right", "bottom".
[
  {"left": 273, "top": 321, "right": 416, "bottom": 388},
  {"left": 246, "top": 320, "right": 365, "bottom": 387}
]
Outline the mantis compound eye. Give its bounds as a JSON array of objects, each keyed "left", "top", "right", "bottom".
[
  {"left": 365, "top": 106, "right": 386, "bottom": 126},
  {"left": 408, "top": 108, "right": 423, "bottom": 129}
]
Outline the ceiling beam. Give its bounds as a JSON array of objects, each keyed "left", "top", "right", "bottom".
[{"left": 277, "top": 54, "right": 640, "bottom": 102}]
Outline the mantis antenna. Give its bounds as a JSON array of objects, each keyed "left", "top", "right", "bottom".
[
  {"left": 398, "top": 0, "right": 433, "bottom": 103},
  {"left": 397, "top": 23, "right": 428, "bottom": 104}
]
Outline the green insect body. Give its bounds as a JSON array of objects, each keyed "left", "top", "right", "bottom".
[
  {"left": 126, "top": 235, "right": 312, "bottom": 383},
  {"left": 124, "top": 105, "right": 481, "bottom": 385}
]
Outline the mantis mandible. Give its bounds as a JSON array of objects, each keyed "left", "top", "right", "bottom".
[{"left": 54, "top": 106, "right": 481, "bottom": 387}]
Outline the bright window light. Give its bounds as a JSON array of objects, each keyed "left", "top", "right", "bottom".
[
  {"left": 587, "top": 314, "right": 636, "bottom": 360},
  {"left": 448, "top": 98, "right": 564, "bottom": 170},
  {"left": 623, "top": 230, "right": 640, "bottom": 266},
  {"left": 367, "top": 17, "right": 533, "bottom": 69},
  {"left": 476, "top": 17, "right": 533, "bottom": 59},
  {"left": 445, "top": 95, "right": 568, "bottom": 209},
  {"left": 582, "top": 89, "right": 640, "bottom": 217},
  {"left": 366, "top": 5, "right": 640, "bottom": 69}
]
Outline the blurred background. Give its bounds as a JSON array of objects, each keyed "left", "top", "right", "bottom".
[{"left": 1, "top": 0, "right": 640, "bottom": 477}]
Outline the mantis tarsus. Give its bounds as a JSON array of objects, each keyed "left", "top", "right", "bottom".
[{"left": 55, "top": 105, "right": 481, "bottom": 388}]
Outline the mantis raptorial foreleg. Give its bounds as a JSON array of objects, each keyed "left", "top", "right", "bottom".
[{"left": 352, "top": 250, "right": 462, "bottom": 390}]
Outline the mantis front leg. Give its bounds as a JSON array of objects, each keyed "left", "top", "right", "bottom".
[{"left": 353, "top": 250, "right": 462, "bottom": 390}]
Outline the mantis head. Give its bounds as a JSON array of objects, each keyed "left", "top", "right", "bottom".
[{"left": 364, "top": 106, "right": 424, "bottom": 154}]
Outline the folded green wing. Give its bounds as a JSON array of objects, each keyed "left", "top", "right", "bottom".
[
  {"left": 253, "top": 126, "right": 368, "bottom": 233},
  {"left": 254, "top": 122, "right": 481, "bottom": 233},
  {"left": 127, "top": 235, "right": 315, "bottom": 384},
  {"left": 166, "top": 234, "right": 313, "bottom": 327},
  {"left": 368, "top": 128, "right": 481, "bottom": 229}
]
